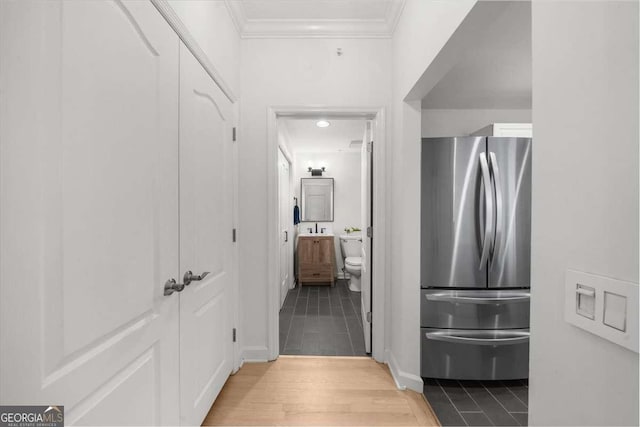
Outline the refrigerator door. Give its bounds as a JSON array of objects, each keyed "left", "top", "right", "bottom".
[
  {"left": 487, "top": 137, "right": 532, "bottom": 288},
  {"left": 421, "top": 137, "right": 489, "bottom": 288},
  {"left": 421, "top": 328, "right": 530, "bottom": 380}
]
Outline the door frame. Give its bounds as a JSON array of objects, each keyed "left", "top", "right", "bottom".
[{"left": 266, "top": 106, "right": 387, "bottom": 362}]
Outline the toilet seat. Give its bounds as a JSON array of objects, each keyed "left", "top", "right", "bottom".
[{"left": 345, "top": 257, "right": 361, "bottom": 268}]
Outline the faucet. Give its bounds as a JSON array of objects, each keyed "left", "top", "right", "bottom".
[
  {"left": 321, "top": 227, "right": 326, "bottom": 234},
  {"left": 307, "top": 227, "right": 313, "bottom": 234},
  {"left": 315, "top": 223, "right": 318, "bottom": 234}
]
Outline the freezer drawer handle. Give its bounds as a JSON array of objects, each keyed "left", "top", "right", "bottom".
[
  {"left": 425, "top": 331, "right": 530, "bottom": 346},
  {"left": 425, "top": 293, "right": 530, "bottom": 304}
]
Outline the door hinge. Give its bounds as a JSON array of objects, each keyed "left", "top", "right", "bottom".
[
  {"left": 366, "top": 312, "right": 372, "bottom": 323},
  {"left": 367, "top": 141, "right": 373, "bottom": 152},
  {"left": 232, "top": 127, "right": 237, "bottom": 142},
  {"left": 232, "top": 228, "right": 237, "bottom": 242},
  {"left": 232, "top": 328, "right": 237, "bottom": 342},
  {"left": 366, "top": 226, "right": 372, "bottom": 238}
]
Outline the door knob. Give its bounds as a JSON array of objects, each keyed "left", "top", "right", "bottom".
[
  {"left": 164, "top": 278, "right": 185, "bottom": 296},
  {"left": 183, "top": 270, "right": 210, "bottom": 287}
]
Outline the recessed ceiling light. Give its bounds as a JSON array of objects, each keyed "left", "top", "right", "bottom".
[{"left": 316, "top": 120, "right": 330, "bottom": 128}]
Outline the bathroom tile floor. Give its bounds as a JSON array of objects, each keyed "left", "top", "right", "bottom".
[
  {"left": 279, "top": 279, "right": 368, "bottom": 356},
  {"left": 423, "top": 378, "right": 529, "bottom": 426}
]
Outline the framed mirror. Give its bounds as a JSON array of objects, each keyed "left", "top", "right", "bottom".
[{"left": 301, "top": 178, "right": 334, "bottom": 222}]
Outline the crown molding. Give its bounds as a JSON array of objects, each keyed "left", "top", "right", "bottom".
[
  {"left": 224, "top": 0, "right": 405, "bottom": 39},
  {"left": 386, "top": 0, "right": 405, "bottom": 35}
]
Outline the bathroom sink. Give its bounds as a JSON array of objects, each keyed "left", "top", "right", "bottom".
[{"left": 298, "top": 232, "right": 333, "bottom": 237}]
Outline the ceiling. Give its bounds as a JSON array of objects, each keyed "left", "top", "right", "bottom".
[
  {"left": 279, "top": 119, "right": 367, "bottom": 153},
  {"left": 225, "top": 0, "right": 405, "bottom": 38},
  {"left": 422, "top": 2, "right": 532, "bottom": 109}
]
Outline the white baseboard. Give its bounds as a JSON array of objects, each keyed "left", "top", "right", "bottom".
[
  {"left": 241, "top": 346, "right": 270, "bottom": 363},
  {"left": 385, "top": 349, "right": 424, "bottom": 393}
]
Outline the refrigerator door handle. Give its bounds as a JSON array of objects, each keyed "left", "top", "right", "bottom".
[
  {"left": 489, "top": 152, "right": 504, "bottom": 269},
  {"left": 479, "top": 153, "right": 494, "bottom": 270},
  {"left": 425, "top": 331, "right": 530, "bottom": 346},
  {"left": 425, "top": 293, "right": 530, "bottom": 304}
]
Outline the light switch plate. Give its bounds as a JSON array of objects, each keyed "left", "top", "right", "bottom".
[{"left": 565, "top": 270, "right": 638, "bottom": 353}]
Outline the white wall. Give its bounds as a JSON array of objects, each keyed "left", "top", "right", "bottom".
[
  {"left": 421, "top": 109, "right": 531, "bottom": 137},
  {"left": 529, "top": 2, "right": 639, "bottom": 425},
  {"left": 239, "top": 38, "right": 391, "bottom": 360},
  {"left": 388, "top": 0, "right": 476, "bottom": 391},
  {"left": 293, "top": 152, "right": 362, "bottom": 276},
  {"left": 167, "top": 0, "right": 240, "bottom": 95}
]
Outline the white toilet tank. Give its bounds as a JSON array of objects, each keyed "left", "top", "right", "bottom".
[{"left": 339, "top": 234, "right": 362, "bottom": 258}]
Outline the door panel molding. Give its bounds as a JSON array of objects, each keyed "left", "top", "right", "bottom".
[
  {"left": 113, "top": 0, "right": 160, "bottom": 56},
  {"left": 150, "top": 0, "right": 237, "bottom": 102},
  {"left": 42, "top": 311, "right": 156, "bottom": 388},
  {"left": 66, "top": 346, "right": 159, "bottom": 426}
]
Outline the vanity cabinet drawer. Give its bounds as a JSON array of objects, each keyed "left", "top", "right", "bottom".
[{"left": 299, "top": 263, "right": 333, "bottom": 280}]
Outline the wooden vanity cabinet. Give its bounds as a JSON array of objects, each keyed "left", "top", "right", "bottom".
[{"left": 297, "top": 235, "right": 336, "bottom": 286}]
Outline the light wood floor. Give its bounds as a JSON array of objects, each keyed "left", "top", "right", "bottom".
[{"left": 202, "top": 356, "right": 440, "bottom": 426}]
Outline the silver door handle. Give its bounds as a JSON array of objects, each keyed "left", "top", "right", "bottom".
[
  {"left": 425, "top": 293, "right": 530, "bottom": 304},
  {"left": 425, "top": 332, "right": 529, "bottom": 346},
  {"left": 164, "top": 278, "right": 185, "bottom": 296},
  {"left": 488, "top": 152, "right": 503, "bottom": 268},
  {"left": 183, "top": 270, "right": 210, "bottom": 287},
  {"left": 479, "top": 153, "right": 494, "bottom": 270}
]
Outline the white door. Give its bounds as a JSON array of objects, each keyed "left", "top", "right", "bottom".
[
  {"left": 361, "top": 122, "right": 373, "bottom": 353},
  {"left": 278, "top": 149, "right": 291, "bottom": 308},
  {"left": 178, "top": 45, "right": 235, "bottom": 426},
  {"left": 0, "top": 1, "right": 180, "bottom": 425}
]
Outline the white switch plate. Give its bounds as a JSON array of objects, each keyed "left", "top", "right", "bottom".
[{"left": 565, "top": 270, "right": 638, "bottom": 353}]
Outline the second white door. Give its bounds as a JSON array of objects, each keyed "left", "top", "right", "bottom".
[
  {"left": 361, "top": 122, "right": 373, "bottom": 354},
  {"left": 178, "top": 45, "right": 235, "bottom": 426},
  {"left": 278, "top": 149, "right": 292, "bottom": 308}
]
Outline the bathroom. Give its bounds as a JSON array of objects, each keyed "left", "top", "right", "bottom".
[{"left": 276, "top": 117, "right": 373, "bottom": 356}]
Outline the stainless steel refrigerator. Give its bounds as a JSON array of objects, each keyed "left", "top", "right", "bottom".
[{"left": 420, "top": 136, "right": 531, "bottom": 380}]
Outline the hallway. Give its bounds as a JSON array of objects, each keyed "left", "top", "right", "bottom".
[
  {"left": 202, "top": 356, "right": 439, "bottom": 426},
  {"left": 280, "top": 280, "right": 367, "bottom": 356},
  {"left": 1, "top": 1, "right": 638, "bottom": 426}
]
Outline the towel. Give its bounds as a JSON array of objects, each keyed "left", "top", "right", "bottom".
[{"left": 293, "top": 205, "right": 300, "bottom": 225}]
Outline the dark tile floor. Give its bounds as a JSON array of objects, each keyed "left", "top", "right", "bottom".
[
  {"left": 423, "top": 378, "right": 528, "bottom": 426},
  {"left": 279, "top": 279, "right": 368, "bottom": 356}
]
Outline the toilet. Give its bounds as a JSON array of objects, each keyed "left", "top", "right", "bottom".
[{"left": 339, "top": 234, "right": 362, "bottom": 292}]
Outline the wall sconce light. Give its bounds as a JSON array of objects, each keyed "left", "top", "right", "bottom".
[{"left": 308, "top": 166, "right": 326, "bottom": 176}]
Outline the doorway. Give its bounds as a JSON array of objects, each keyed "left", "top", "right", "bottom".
[{"left": 267, "top": 107, "right": 386, "bottom": 361}]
